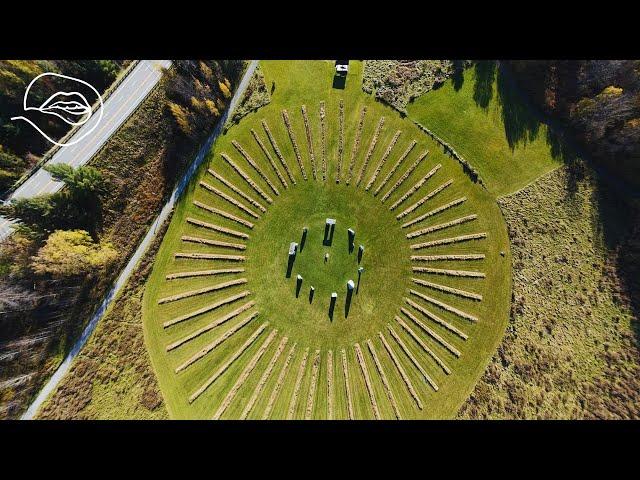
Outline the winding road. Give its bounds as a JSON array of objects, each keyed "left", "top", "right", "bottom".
[
  {"left": 0, "top": 60, "right": 172, "bottom": 241},
  {"left": 21, "top": 60, "right": 259, "bottom": 419}
]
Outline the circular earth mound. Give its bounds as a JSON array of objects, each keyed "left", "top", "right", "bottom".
[{"left": 143, "top": 61, "right": 511, "bottom": 420}]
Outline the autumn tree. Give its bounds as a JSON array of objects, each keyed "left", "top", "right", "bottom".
[
  {"left": 0, "top": 145, "right": 26, "bottom": 192},
  {"left": 219, "top": 80, "right": 231, "bottom": 99},
  {"left": 30, "top": 229, "right": 118, "bottom": 277},
  {"left": 168, "top": 102, "right": 193, "bottom": 137}
]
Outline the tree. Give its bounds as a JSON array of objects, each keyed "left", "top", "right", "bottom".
[
  {"left": 0, "top": 195, "right": 55, "bottom": 229},
  {"left": 0, "top": 145, "right": 26, "bottom": 192},
  {"left": 219, "top": 80, "right": 231, "bottom": 99},
  {"left": 0, "top": 230, "right": 38, "bottom": 276},
  {"left": 44, "top": 164, "right": 107, "bottom": 200},
  {"left": 1, "top": 164, "right": 107, "bottom": 235},
  {"left": 168, "top": 102, "right": 193, "bottom": 136},
  {"left": 30, "top": 229, "right": 118, "bottom": 277}
]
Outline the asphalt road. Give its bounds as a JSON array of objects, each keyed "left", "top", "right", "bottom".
[
  {"left": 0, "top": 60, "right": 172, "bottom": 240},
  {"left": 21, "top": 60, "right": 259, "bottom": 419}
]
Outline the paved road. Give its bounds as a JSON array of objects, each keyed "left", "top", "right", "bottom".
[
  {"left": 0, "top": 60, "right": 172, "bottom": 240},
  {"left": 22, "top": 60, "right": 259, "bottom": 419}
]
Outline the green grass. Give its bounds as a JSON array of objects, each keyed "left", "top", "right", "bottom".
[
  {"left": 407, "top": 61, "right": 564, "bottom": 196},
  {"left": 142, "top": 60, "right": 512, "bottom": 419}
]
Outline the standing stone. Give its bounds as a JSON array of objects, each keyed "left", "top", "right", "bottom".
[
  {"left": 324, "top": 253, "right": 329, "bottom": 262},
  {"left": 289, "top": 242, "right": 298, "bottom": 256},
  {"left": 347, "top": 280, "right": 355, "bottom": 291}
]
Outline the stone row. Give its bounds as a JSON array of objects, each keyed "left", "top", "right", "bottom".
[
  {"left": 220, "top": 153, "right": 273, "bottom": 204},
  {"left": 213, "top": 329, "right": 278, "bottom": 420},
  {"left": 157, "top": 278, "right": 247, "bottom": 305},
  {"left": 181, "top": 235, "right": 246, "bottom": 251},
  {"left": 336, "top": 99, "right": 345, "bottom": 183},
  {"left": 163, "top": 291, "right": 251, "bottom": 329},
  {"left": 397, "top": 179, "right": 453, "bottom": 219},
  {"left": 282, "top": 109, "right": 307, "bottom": 180},
  {"left": 356, "top": 116, "right": 385, "bottom": 187},
  {"left": 232, "top": 140, "right": 279, "bottom": 195},
  {"left": 262, "top": 342, "right": 297, "bottom": 420},
  {"left": 166, "top": 301, "right": 256, "bottom": 352},
  {"left": 189, "top": 321, "right": 268, "bottom": 403},
  {"left": 301, "top": 105, "right": 317, "bottom": 180},
  {"left": 378, "top": 332, "right": 423, "bottom": 410},
  {"left": 400, "top": 307, "right": 461, "bottom": 358},
  {"left": 409, "top": 289, "right": 479, "bottom": 322},
  {"left": 287, "top": 347, "right": 310, "bottom": 419},
  {"left": 346, "top": 106, "right": 367, "bottom": 185},
  {"left": 395, "top": 316, "right": 451, "bottom": 375},
  {"left": 354, "top": 342, "right": 381, "bottom": 420},
  {"left": 251, "top": 128, "right": 288, "bottom": 188},
  {"left": 412, "top": 277, "right": 483, "bottom": 301},
  {"left": 186, "top": 217, "right": 249, "bottom": 239},
  {"left": 381, "top": 150, "right": 429, "bottom": 203},
  {"left": 194, "top": 200, "right": 254, "bottom": 229},
  {"left": 208, "top": 170, "right": 266, "bottom": 213},
  {"left": 402, "top": 197, "right": 466, "bottom": 228},
  {"left": 240, "top": 336, "right": 289, "bottom": 420},
  {"left": 165, "top": 268, "right": 245, "bottom": 280},
  {"left": 412, "top": 266, "right": 485, "bottom": 278},
  {"left": 304, "top": 349, "right": 321, "bottom": 420},
  {"left": 407, "top": 213, "right": 477, "bottom": 239},
  {"left": 199, "top": 180, "right": 260, "bottom": 219},
  {"left": 365, "top": 129, "right": 401, "bottom": 191},
  {"left": 411, "top": 253, "right": 485, "bottom": 261},
  {"left": 341, "top": 348, "right": 354, "bottom": 420},
  {"left": 366, "top": 339, "right": 401, "bottom": 420},
  {"left": 174, "top": 252, "right": 245, "bottom": 262},
  {"left": 404, "top": 298, "right": 468, "bottom": 341},
  {"left": 326, "top": 349, "right": 334, "bottom": 419},
  {"left": 387, "top": 324, "right": 439, "bottom": 392},
  {"left": 374, "top": 140, "right": 417, "bottom": 196},
  {"left": 261, "top": 119, "right": 296, "bottom": 185},
  {"left": 389, "top": 164, "right": 441, "bottom": 211},
  {"left": 319, "top": 101, "right": 327, "bottom": 182},
  {"left": 175, "top": 312, "right": 259, "bottom": 374},
  {"left": 410, "top": 232, "right": 487, "bottom": 250}
]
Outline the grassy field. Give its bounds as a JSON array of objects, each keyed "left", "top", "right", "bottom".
[
  {"left": 142, "top": 60, "right": 512, "bottom": 419},
  {"left": 459, "top": 165, "right": 640, "bottom": 419},
  {"left": 407, "top": 61, "right": 564, "bottom": 196}
]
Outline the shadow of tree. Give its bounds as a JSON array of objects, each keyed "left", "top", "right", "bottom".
[
  {"left": 452, "top": 60, "right": 465, "bottom": 92},
  {"left": 496, "top": 64, "right": 541, "bottom": 150},
  {"left": 472, "top": 61, "right": 496, "bottom": 110}
]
